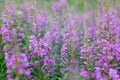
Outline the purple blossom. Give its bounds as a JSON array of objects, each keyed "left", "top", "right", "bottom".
[
  {"left": 109, "top": 69, "right": 120, "bottom": 80},
  {"left": 52, "top": 2, "right": 61, "bottom": 12},
  {"left": 35, "top": 61, "right": 40, "bottom": 66},
  {"left": 1, "top": 23, "right": 10, "bottom": 43},
  {"left": 20, "top": 3, "right": 30, "bottom": 22},
  {"left": 95, "top": 67, "right": 101, "bottom": 80},
  {"left": 80, "top": 67, "right": 89, "bottom": 78}
]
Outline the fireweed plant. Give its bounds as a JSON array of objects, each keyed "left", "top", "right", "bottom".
[{"left": 0, "top": 0, "right": 120, "bottom": 80}]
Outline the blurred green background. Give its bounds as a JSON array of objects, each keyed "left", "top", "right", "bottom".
[
  {"left": 0, "top": 0, "right": 120, "bottom": 12},
  {"left": 0, "top": 0, "right": 120, "bottom": 27}
]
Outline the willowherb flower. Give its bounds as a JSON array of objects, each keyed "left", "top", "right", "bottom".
[
  {"left": 7, "top": 74, "right": 13, "bottom": 80},
  {"left": 3, "top": 4, "right": 16, "bottom": 23},
  {"left": 36, "top": 12, "right": 47, "bottom": 27},
  {"left": 43, "top": 56, "right": 55, "bottom": 74},
  {"left": 61, "top": 43, "right": 68, "bottom": 63},
  {"left": 44, "top": 56, "right": 55, "bottom": 66},
  {"left": 109, "top": 68, "right": 120, "bottom": 80},
  {"left": 32, "top": 11, "right": 47, "bottom": 34},
  {"left": 94, "top": 67, "right": 101, "bottom": 80},
  {"left": 92, "top": 11, "right": 120, "bottom": 80},
  {"left": 52, "top": 2, "right": 61, "bottom": 12},
  {"left": 28, "top": 52, "right": 35, "bottom": 59},
  {"left": 80, "top": 67, "right": 89, "bottom": 78},
  {"left": 20, "top": 3, "right": 30, "bottom": 22},
  {"left": 35, "top": 61, "right": 40, "bottom": 66},
  {"left": 1, "top": 23, "right": 10, "bottom": 44},
  {"left": 88, "top": 21, "right": 96, "bottom": 40}
]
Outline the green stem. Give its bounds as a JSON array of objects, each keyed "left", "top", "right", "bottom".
[{"left": 24, "top": 24, "right": 29, "bottom": 52}]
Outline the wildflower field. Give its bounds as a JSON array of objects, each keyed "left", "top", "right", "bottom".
[{"left": 1, "top": 0, "right": 120, "bottom": 80}]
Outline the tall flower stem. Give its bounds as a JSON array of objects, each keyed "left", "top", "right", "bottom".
[{"left": 32, "top": 0, "right": 42, "bottom": 79}]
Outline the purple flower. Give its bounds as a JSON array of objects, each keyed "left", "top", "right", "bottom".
[
  {"left": 109, "top": 69, "right": 120, "bottom": 80},
  {"left": 38, "top": 49, "right": 48, "bottom": 57},
  {"left": 18, "top": 64, "right": 25, "bottom": 74},
  {"left": 44, "top": 56, "right": 49, "bottom": 66},
  {"left": 7, "top": 74, "right": 13, "bottom": 80},
  {"left": 24, "top": 70, "right": 31, "bottom": 78},
  {"left": 20, "top": 3, "right": 30, "bottom": 22},
  {"left": 95, "top": 67, "right": 101, "bottom": 80},
  {"left": 28, "top": 52, "right": 35, "bottom": 59},
  {"left": 80, "top": 67, "right": 89, "bottom": 78},
  {"left": 61, "top": 43, "right": 68, "bottom": 62},
  {"left": 1, "top": 23, "right": 10, "bottom": 43},
  {"left": 35, "top": 61, "right": 40, "bottom": 66},
  {"left": 88, "top": 22, "right": 96, "bottom": 39},
  {"left": 19, "top": 33, "right": 25, "bottom": 39},
  {"left": 52, "top": 2, "right": 61, "bottom": 12},
  {"left": 42, "top": 70, "right": 46, "bottom": 74},
  {"left": 19, "top": 54, "right": 28, "bottom": 64}
]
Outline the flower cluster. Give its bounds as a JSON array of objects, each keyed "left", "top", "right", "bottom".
[{"left": 1, "top": 0, "right": 120, "bottom": 80}]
